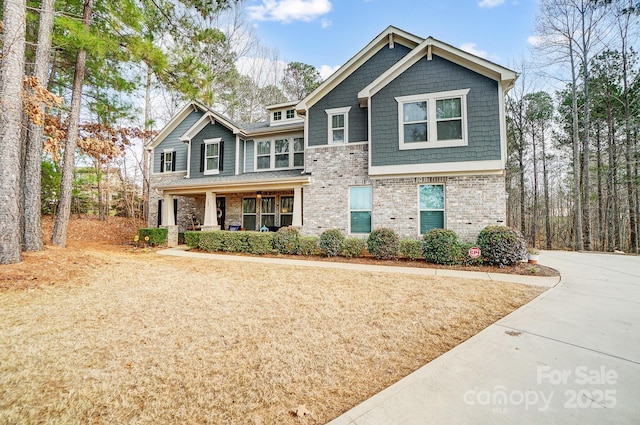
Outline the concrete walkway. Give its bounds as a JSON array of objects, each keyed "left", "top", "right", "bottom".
[{"left": 326, "top": 250, "right": 640, "bottom": 424}]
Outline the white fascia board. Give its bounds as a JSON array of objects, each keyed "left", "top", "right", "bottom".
[
  {"left": 295, "top": 26, "right": 423, "bottom": 113},
  {"left": 368, "top": 160, "right": 505, "bottom": 178},
  {"left": 358, "top": 37, "right": 518, "bottom": 103},
  {"left": 146, "top": 101, "right": 204, "bottom": 149}
]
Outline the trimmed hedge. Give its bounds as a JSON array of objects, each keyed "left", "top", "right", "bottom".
[
  {"left": 422, "top": 229, "right": 461, "bottom": 265},
  {"left": 298, "top": 236, "right": 319, "bottom": 256},
  {"left": 138, "top": 228, "right": 168, "bottom": 246},
  {"left": 476, "top": 226, "right": 527, "bottom": 267},
  {"left": 318, "top": 229, "right": 345, "bottom": 257},
  {"left": 367, "top": 228, "right": 400, "bottom": 260},
  {"left": 273, "top": 226, "right": 300, "bottom": 254},
  {"left": 184, "top": 231, "right": 200, "bottom": 248},
  {"left": 400, "top": 238, "right": 422, "bottom": 261},
  {"left": 199, "top": 231, "right": 225, "bottom": 252},
  {"left": 340, "top": 238, "right": 367, "bottom": 258},
  {"left": 221, "top": 231, "right": 249, "bottom": 253},
  {"left": 245, "top": 232, "right": 274, "bottom": 255}
]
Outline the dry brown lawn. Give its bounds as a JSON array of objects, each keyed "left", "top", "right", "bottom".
[{"left": 0, "top": 217, "right": 545, "bottom": 424}]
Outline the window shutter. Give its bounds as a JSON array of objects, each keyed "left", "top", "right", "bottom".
[
  {"left": 173, "top": 198, "right": 178, "bottom": 225},
  {"left": 157, "top": 199, "right": 163, "bottom": 226},
  {"left": 171, "top": 151, "right": 176, "bottom": 171},
  {"left": 160, "top": 152, "right": 165, "bottom": 172},
  {"left": 200, "top": 144, "right": 205, "bottom": 173},
  {"left": 219, "top": 141, "right": 224, "bottom": 171}
]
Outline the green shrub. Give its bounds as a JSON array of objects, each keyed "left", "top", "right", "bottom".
[
  {"left": 198, "top": 231, "right": 225, "bottom": 252},
  {"left": 422, "top": 229, "right": 461, "bottom": 265},
  {"left": 400, "top": 238, "right": 422, "bottom": 261},
  {"left": 458, "top": 242, "right": 484, "bottom": 266},
  {"left": 273, "top": 226, "right": 300, "bottom": 254},
  {"left": 318, "top": 229, "right": 345, "bottom": 257},
  {"left": 476, "top": 226, "right": 526, "bottom": 267},
  {"left": 178, "top": 232, "right": 185, "bottom": 245},
  {"left": 138, "top": 228, "right": 168, "bottom": 246},
  {"left": 246, "top": 232, "right": 274, "bottom": 255},
  {"left": 298, "top": 236, "right": 319, "bottom": 256},
  {"left": 367, "top": 228, "right": 400, "bottom": 260},
  {"left": 222, "top": 231, "right": 249, "bottom": 253},
  {"left": 184, "top": 231, "right": 200, "bottom": 248},
  {"left": 340, "top": 238, "right": 367, "bottom": 258}
]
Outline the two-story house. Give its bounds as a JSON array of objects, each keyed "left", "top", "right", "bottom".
[{"left": 147, "top": 26, "right": 517, "bottom": 246}]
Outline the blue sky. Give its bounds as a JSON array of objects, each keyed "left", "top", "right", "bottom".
[{"left": 244, "top": 0, "right": 539, "bottom": 78}]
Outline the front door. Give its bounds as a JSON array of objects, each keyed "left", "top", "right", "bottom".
[{"left": 216, "top": 198, "right": 226, "bottom": 230}]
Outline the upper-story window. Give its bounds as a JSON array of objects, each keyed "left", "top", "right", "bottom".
[
  {"left": 256, "top": 137, "right": 304, "bottom": 170},
  {"left": 286, "top": 109, "right": 295, "bottom": 119},
  {"left": 160, "top": 149, "right": 176, "bottom": 172},
  {"left": 396, "top": 89, "right": 469, "bottom": 150},
  {"left": 326, "top": 106, "right": 351, "bottom": 144},
  {"left": 273, "top": 111, "right": 282, "bottom": 121},
  {"left": 203, "top": 138, "right": 221, "bottom": 175}
]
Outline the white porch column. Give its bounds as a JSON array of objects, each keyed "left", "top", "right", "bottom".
[
  {"left": 203, "top": 191, "right": 219, "bottom": 230},
  {"left": 161, "top": 193, "right": 178, "bottom": 247},
  {"left": 162, "top": 193, "right": 174, "bottom": 226},
  {"left": 292, "top": 186, "right": 302, "bottom": 227}
]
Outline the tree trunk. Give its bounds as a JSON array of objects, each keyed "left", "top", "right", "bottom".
[
  {"left": 596, "top": 125, "right": 605, "bottom": 251},
  {"left": 51, "top": 0, "right": 94, "bottom": 247},
  {"left": 531, "top": 130, "right": 538, "bottom": 247},
  {"left": 580, "top": 0, "right": 592, "bottom": 251},
  {"left": 142, "top": 65, "right": 152, "bottom": 223},
  {"left": 0, "top": 0, "right": 26, "bottom": 264},
  {"left": 23, "top": 0, "right": 55, "bottom": 252},
  {"left": 542, "top": 124, "right": 552, "bottom": 250},
  {"left": 569, "top": 45, "right": 583, "bottom": 251}
]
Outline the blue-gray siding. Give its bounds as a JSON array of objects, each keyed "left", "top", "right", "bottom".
[
  {"left": 238, "top": 139, "right": 245, "bottom": 173},
  {"left": 153, "top": 110, "right": 204, "bottom": 173},
  {"left": 189, "top": 122, "right": 236, "bottom": 178},
  {"left": 245, "top": 140, "right": 254, "bottom": 173},
  {"left": 371, "top": 54, "right": 501, "bottom": 166},
  {"left": 307, "top": 43, "right": 412, "bottom": 147}
]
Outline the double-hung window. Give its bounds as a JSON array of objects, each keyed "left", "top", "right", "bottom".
[
  {"left": 286, "top": 109, "right": 295, "bottom": 119},
  {"left": 350, "top": 186, "right": 372, "bottom": 234},
  {"left": 293, "top": 138, "right": 304, "bottom": 167},
  {"left": 396, "top": 89, "right": 469, "bottom": 150},
  {"left": 243, "top": 198, "right": 257, "bottom": 230},
  {"left": 161, "top": 149, "right": 175, "bottom": 172},
  {"left": 275, "top": 139, "right": 289, "bottom": 168},
  {"left": 419, "top": 184, "right": 445, "bottom": 234},
  {"left": 203, "top": 138, "right": 221, "bottom": 175},
  {"left": 280, "top": 196, "right": 294, "bottom": 227},
  {"left": 261, "top": 197, "right": 276, "bottom": 227},
  {"left": 273, "top": 111, "right": 282, "bottom": 121},
  {"left": 257, "top": 141, "right": 271, "bottom": 170},
  {"left": 326, "top": 107, "right": 351, "bottom": 144}
]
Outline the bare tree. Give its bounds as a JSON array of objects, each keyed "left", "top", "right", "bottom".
[{"left": 0, "top": 0, "right": 27, "bottom": 264}]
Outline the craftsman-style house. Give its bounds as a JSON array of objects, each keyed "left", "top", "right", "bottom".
[{"left": 147, "top": 26, "right": 517, "bottom": 246}]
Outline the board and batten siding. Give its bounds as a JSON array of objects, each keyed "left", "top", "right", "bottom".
[
  {"left": 307, "top": 43, "right": 412, "bottom": 147},
  {"left": 153, "top": 109, "right": 204, "bottom": 173},
  {"left": 370, "top": 54, "right": 501, "bottom": 167}
]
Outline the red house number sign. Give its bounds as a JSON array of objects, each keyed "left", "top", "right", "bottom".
[{"left": 468, "top": 246, "right": 481, "bottom": 259}]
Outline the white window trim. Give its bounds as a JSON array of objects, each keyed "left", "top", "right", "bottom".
[
  {"left": 326, "top": 106, "right": 351, "bottom": 144},
  {"left": 396, "top": 89, "right": 470, "bottom": 150},
  {"left": 286, "top": 109, "right": 295, "bottom": 119},
  {"left": 242, "top": 197, "right": 257, "bottom": 230},
  {"left": 254, "top": 137, "right": 304, "bottom": 171},
  {"left": 203, "top": 138, "right": 221, "bottom": 175},
  {"left": 273, "top": 111, "right": 282, "bottom": 121},
  {"left": 280, "top": 195, "right": 294, "bottom": 226},
  {"left": 162, "top": 148, "right": 174, "bottom": 173},
  {"left": 260, "top": 196, "right": 276, "bottom": 228},
  {"left": 348, "top": 185, "right": 372, "bottom": 235},
  {"left": 418, "top": 184, "right": 446, "bottom": 235}
]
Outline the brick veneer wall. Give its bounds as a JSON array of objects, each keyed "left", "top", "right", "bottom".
[{"left": 303, "top": 144, "right": 506, "bottom": 241}]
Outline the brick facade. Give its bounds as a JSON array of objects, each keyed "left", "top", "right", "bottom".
[{"left": 302, "top": 144, "right": 506, "bottom": 241}]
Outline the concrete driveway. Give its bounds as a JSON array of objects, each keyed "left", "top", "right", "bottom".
[{"left": 328, "top": 251, "right": 640, "bottom": 424}]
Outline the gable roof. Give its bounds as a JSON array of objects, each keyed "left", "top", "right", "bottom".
[
  {"left": 357, "top": 36, "right": 518, "bottom": 106},
  {"left": 146, "top": 101, "right": 242, "bottom": 149},
  {"left": 295, "top": 26, "right": 423, "bottom": 114}
]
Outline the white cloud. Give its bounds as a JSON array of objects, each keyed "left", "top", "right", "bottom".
[
  {"left": 320, "top": 18, "right": 331, "bottom": 28},
  {"left": 459, "top": 43, "right": 488, "bottom": 59},
  {"left": 478, "top": 0, "right": 505, "bottom": 7},
  {"left": 247, "top": 0, "right": 332, "bottom": 23},
  {"left": 527, "top": 35, "right": 544, "bottom": 47},
  {"left": 319, "top": 64, "right": 340, "bottom": 80}
]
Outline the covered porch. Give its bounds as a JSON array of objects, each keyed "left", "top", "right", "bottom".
[{"left": 156, "top": 171, "right": 309, "bottom": 246}]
